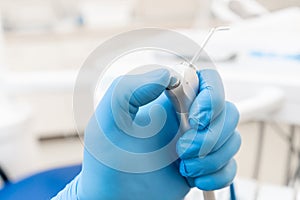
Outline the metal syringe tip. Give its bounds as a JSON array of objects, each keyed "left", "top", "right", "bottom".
[
  {"left": 215, "top": 26, "right": 230, "bottom": 31},
  {"left": 190, "top": 26, "right": 230, "bottom": 65}
]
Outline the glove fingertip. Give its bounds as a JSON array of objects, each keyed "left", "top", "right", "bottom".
[{"left": 148, "top": 68, "right": 171, "bottom": 87}]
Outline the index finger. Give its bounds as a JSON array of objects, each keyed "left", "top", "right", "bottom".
[{"left": 188, "top": 69, "right": 225, "bottom": 130}]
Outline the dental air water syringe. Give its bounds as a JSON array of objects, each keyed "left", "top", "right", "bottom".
[{"left": 166, "top": 27, "right": 230, "bottom": 200}]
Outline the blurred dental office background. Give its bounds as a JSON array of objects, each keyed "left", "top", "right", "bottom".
[{"left": 0, "top": 0, "right": 300, "bottom": 199}]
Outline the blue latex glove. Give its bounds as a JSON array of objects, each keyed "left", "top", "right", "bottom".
[
  {"left": 53, "top": 68, "right": 241, "bottom": 199},
  {"left": 177, "top": 70, "right": 241, "bottom": 191}
]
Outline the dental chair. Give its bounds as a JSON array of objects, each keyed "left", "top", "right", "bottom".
[{"left": 0, "top": 164, "right": 81, "bottom": 200}]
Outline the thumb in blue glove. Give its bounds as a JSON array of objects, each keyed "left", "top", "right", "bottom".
[{"left": 53, "top": 68, "right": 191, "bottom": 200}]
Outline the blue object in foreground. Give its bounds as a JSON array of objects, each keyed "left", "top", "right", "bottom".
[
  {"left": 0, "top": 165, "right": 81, "bottom": 200},
  {"left": 230, "top": 183, "right": 237, "bottom": 200}
]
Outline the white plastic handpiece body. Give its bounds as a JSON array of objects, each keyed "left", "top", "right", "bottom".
[
  {"left": 166, "top": 62, "right": 198, "bottom": 139},
  {"left": 166, "top": 63, "right": 216, "bottom": 200}
]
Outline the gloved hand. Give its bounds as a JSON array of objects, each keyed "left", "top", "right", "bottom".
[
  {"left": 53, "top": 68, "right": 241, "bottom": 200},
  {"left": 177, "top": 70, "right": 241, "bottom": 191}
]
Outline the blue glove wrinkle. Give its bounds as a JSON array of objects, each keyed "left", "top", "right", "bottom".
[
  {"left": 189, "top": 70, "right": 225, "bottom": 130},
  {"left": 194, "top": 159, "right": 237, "bottom": 191},
  {"left": 110, "top": 69, "right": 172, "bottom": 139},
  {"left": 188, "top": 89, "right": 212, "bottom": 130},
  {"left": 130, "top": 83, "right": 169, "bottom": 111},
  {"left": 198, "top": 104, "right": 225, "bottom": 157},
  {"left": 93, "top": 86, "right": 178, "bottom": 153},
  {"left": 179, "top": 131, "right": 241, "bottom": 177},
  {"left": 123, "top": 69, "right": 170, "bottom": 112},
  {"left": 177, "top": 101, "right": 239, "bottom": 159}
]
